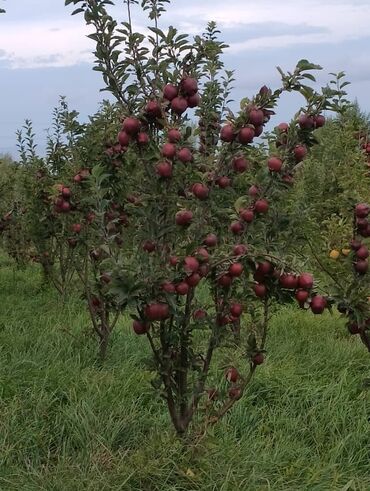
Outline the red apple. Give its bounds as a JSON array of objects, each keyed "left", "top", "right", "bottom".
[
  {"left": 249, "top": 109, "right": 264, "bottom": 126},
  {"left": 168, "top": 128, "right": 181, "bottom": 143},
  {"left": 233, "top": 244, "right": 248, "bottom": 256},
  {"left": 238, "top": 127, "right": 255, "bottom": 144},
  {"left": 217, "top": 176, "right": 231, "bottom": 188},
  {"left": 233, "top": 157, "right": 249, "bottom": 173},
  {"left": 254, "top": 283, "right": 267, "bottom": 298},
  {"left": 145, "top": 303, "right": 170, "bottom": 321},
  {"left": 230, "top": 221, "right": 244, "bottom": 235},
  {"left": 122, "top": 117, "right": 141, "bottom": 136},
  {"left": 298, "top": 273, "right": 314, "bottom": 289},
  {"left": 192, "top": 183, "right": 209, "bottom": 200},
  {"left": 229, "top": 262, "right": 243, "bottom": 277},
  {"left": 230, "top": 303, "right": 243, "bottom": 317},
  {"left": 252, "top": 353, "right": 264, "bottom": 365},
  {"left": 133, "top": 320, "right": 150, "bottom": 335},
  {"left": 293, "top": 145, "right": 307, "bottom": 162},
  {"left": 175, "top": 210, "right": 193, "bottom": 226},
  {"left": 239, "top": 208, "right": 254, "bottom": 223},
  {"left": 203, "top": 233, "right": 218, "bottom": 247},
  {"left": 220, "top": 124, "right": 235, "bottom": 142},
  {"left": 268, "top": 156, "right": 283, "bottom": 172},
  {"left": 171, "top": 96, "right": 188, "bottom": 115},
  {"left": 181, "top": 77, "right": 198, "bottom": 96},
  {"left": 156, "top": 161, "right": 173, "bottom": 178},
  {"left": 118, "top": 131, "right": 130, "bottom": 147},
  {"left": 254, "top": 199, "right": 269, "bottom": 214},
  {"left": 163, "top": 84, "right": 178, "bottom": 101},
  {"left": 225, "top": 367, "right": 239, "bottom": 383},
  {"left": 176, "top": 281, "right": 190, "bottom": 295},
  {"left": 161, "top": 143, "right": 177, "bottom": 159},
  {"left": 177, "top": 147, "right": 193, "bottom": 163},
  {"left": 310, "top": 295, "right": 327, "bottom": 314}
]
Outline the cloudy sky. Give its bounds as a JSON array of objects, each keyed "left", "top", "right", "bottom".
[{"left": 1, "top": 0, "right": 370, "bottom": 156}]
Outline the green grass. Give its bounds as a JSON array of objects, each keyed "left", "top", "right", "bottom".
[{"left": 0, "top": 256, "right": 370, "bottom": 490}]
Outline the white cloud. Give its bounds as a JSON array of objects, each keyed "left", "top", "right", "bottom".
[
  {"left": 168, "top": 0, "right": 370, "bottom": 50},
  {"left": 0, "top": 20, "right": 93, "bottom": 69},
  {"left": 0, "top": 0, "right": 369, "bottom": 69}
]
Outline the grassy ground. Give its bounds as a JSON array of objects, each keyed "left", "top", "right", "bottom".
[{"left": 0, "top": 256, "right": 370, "bottom": 490}]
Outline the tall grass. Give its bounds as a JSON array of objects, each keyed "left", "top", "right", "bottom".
[{"left": 0, "top": 257, "right": 369, "bottom": 490}]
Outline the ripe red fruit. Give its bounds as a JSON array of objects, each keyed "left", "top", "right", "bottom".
[
  {"left": 175, "top": 210, "right": 193, "bottom": 226},
  {"left": 310, "top": 295, "right": 327, "bottom": 314},
  {"left": 184, "top": 256, "right": 200, "bottom": 273},
  {"left": 293, "top": 145, "right": 307, "bottom": 162},
  {"left": 233, "top": 244, "right": 248, "bottom": 256},
  {"left": 239, "top": 209, "right": 253, "bottom": 223},
  {"left": 348, "top": 322, "right": 361, "bottom": 335},
  {"left": 351, "top": 239, "right": 362, "bottom": 251},
  {"left": 233, "top": 157, "right": 249, "bottom": 173},
  {"left": 254, "top": 283, "right": 267, "bottom": 298},
  {"left": 68, "top": 238, "right": 77, "bottom": 248},
  {"left": 192, "top": 183, "right": 209, "bottom": 200},
  {"left": 279, "top": 274, "right": 298, "bottom": 289},
  {"left": 176, "top": 281, "right": 190, "bottom": 295},
  {"left": 122, "top": 117, "right": 141, "bottom": 136},
  {"left": 162, "top": 281, "right": 176, "bottom": 293},
  {"left": 268, "top": 156, "right": 283, "bottom": 172},
  {"left": 181, "top": 77, "right": 198, "bottom": 96},
  {"left": 230, "top": 221, "right": 244, "bottom": 235},
  {"left": 161, "top": 143, "right": 177, "bottom": 159},
  {"left": 143, "top": 240, "right": 156, "bottom": 253},
  {"left": 216, "top": 176, "right": 231, "bottom": 188},
  {"left": 193, "top": 309, "right": 207, "bottom": 320},
  {"left": 257, "top": 261, "right": 273, "bottom": 276},
  {"left": 156, "top": 161, "right": 173, "bottom": 178},
  {"left": 73, "top": 174, "right": 82, "bottom": 183},
  {"left": 252, "top": 353, "right": 264, "bottom": 365},
  {"left": 354, "top": 259, "right": 368, "bottom": 274},
  {"left": 196, "top": 247, "right": 209, "bottom": 263},
  {"left": 203, "top": 233, "right": 218, "bottom": 247},
  {"left": 220, "top": 124, "right": 235, "bottom": 142},
  {"left": 71, "top": 223, "right": 82, "bottom": 234},
  {"left": 198, "top": 263, "right": 210, "bottom": 277},
  {"left": 356, "top": 246, "right": 369, "bottom": 259},
  {"left": 177, "top": 147, "right": 193, "bottom": 163},
  {"left": 298, "top": 273, "right": 314, "bottom": 289},
  {"left": 145, "top": 303, "right": 170, "bottom": 321},
  {"left": 298, "top": 114, "right": 314, "bottom": 130},
  {"left": 229, "top": 262, "right": 243, "bottom": 277},
  {"left": 355, "top": 203, "right": 369, "bottom": 218},
  {"left": 230, "top": 303, "right": 243, "bottom": 317},
  {"left": 254, "top": 199, "right": 269, "bottom": 214},
  {"left": 118, "top": 131, "right": 130, "bottom": 147},
  {"left": 167, "top": 128, "right": 181, "bottom": 143},
  {"left": 137, "top": 132, "right": 149, "bottom": 145},
  {"left": 61, "top": 201, "right": 71, "bottom": 213},
  {"left": 218, "top": 274, "right": 232, "bottom": 288},
  {"left": 133, "top": 320, "right": 150, "bottom": 335},
  {"left": 248, "top": 185, "right": 260, "bottom": 197},
  {"left": 145, "top": 100, "right": 162, "bottom": 118},
  {"left": 277, "top": 122, "right": 289, "bottom": 133},
  {"left": 171, "top": 96, "right": 188, "bottom": 115},
  {"left": 187, "top": 93, "right": 200, "bottom": 108},
  {"left": 249, "top": 109, "right": 264, "bottom": 126},
  {"left": 314, "top": 114, "right": 326, "bottom": 128},
  {"left": 186, "top": 273, "right": 201, "bottom": 287},
  {"left": 295, "top": 289, "right": 310, "bottom": 304},
  {"left": 163, "top": 84, "right": 178, "bottom": 101},
  {"left": 61, "top": 187, "right": 71, "bottom": 199},
  {"left": 169, "top": 256, "right": 179, "bottom": 267},
  {"left": 228, "top": 387, "right": 242, "bottom": 399},
  {"left": 238, "top": 127, "right": 255, "bottom": 144},
  {"left": 226, "top": 367, "right": 239, "bottom": 383}
]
